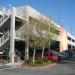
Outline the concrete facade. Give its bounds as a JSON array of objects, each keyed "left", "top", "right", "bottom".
[{"left": 0, "top": 5, "right": 75, "bottom": 64}]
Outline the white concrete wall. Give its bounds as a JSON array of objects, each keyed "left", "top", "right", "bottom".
[{"left": 15, "top": 5, "right": 75, "bottom": 47}]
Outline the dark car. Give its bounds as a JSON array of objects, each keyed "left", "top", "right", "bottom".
[{"left": 62, "top": 50, "right": 73, "bottom": 59}]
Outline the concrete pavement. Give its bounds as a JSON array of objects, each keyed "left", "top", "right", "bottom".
[{"left": 0, "top": 53, "right": 75, "bottom": 75}]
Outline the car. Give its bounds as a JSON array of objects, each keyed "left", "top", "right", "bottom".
[
  {"left": 48, "top": 50, "right": 62, "bottom": 62},
  {"left": 48, "top": 49, "right": 73, "bottom": 62},
  {"left": 48, "top": 52, "right": 58, "bottom": 62},
  {"left": 62, "top": 50, "right": 73, "bottom": 59}
]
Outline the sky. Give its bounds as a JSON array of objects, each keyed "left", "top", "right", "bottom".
[{"left": 0, "top": 0, "right": 75, "bottom": 36}]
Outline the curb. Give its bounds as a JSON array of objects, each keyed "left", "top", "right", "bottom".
[
  {"left": 17, "top": 63, "right": 56, "bottom": 69},
  {"left": 0, "top": 64, "right": 3, "bottom": 66}
]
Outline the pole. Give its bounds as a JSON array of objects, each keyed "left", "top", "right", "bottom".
[
  {"left": 48, "top": 22, "right": 50, "bottom": 52},
  {"left": 10, "top": 7, "right": 16, "bottom": 63}
]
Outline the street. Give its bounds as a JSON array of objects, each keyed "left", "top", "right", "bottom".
[{"left": 0, "top": 54, "right": 75, "bottom": 75}]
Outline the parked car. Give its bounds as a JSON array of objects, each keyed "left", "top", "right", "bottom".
[
  {"left": 62, "top": 50, "right": 73, "bottom": 59},
  {"left": 48, "top": 50, "right": 72, "bottom": 62},
  {"left": 48, "top": 50, "right": 63, "bottom": 62}
]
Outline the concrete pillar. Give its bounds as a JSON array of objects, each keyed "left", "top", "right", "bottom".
[
  {"left": 10, "top": 7, "right": 16, "bottom": 63},
  {"left": 25, "top": 18, "right": 29, "bottom": 60}
]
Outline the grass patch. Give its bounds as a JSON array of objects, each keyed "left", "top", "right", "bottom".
[
  {"left": 22, "top": 58, "right": 54, "bottom": 67},
  {"left": 23, "top": 61, "right": 53, "bottom": 66}
]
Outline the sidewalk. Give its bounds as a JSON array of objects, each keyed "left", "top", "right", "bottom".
[
  {"left": 0, "top": 63, "right": 5, "bottom": 67},
  {"left": 0, "top": 62, "right": 56, "bottom": 69}
]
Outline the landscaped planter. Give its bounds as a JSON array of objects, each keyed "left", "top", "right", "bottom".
[{"left": 22, "top": 58, "right": 54, "bottom": 67}]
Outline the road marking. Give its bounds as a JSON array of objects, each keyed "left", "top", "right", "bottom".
[
  {"left": 0, "top": 66, "right": 17, "bottom": 71},
  {"left": 0, "top": 66, "right": 31, "bottom": 71}
]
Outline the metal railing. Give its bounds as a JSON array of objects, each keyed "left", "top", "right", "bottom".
[
  {"left": 0, "top": 9, "right": 10, "bottom": 27},
  {"left": 0, "top": 31, "right": 9, "bottom": 46},
  {"left": 0, "top": 15, "right": 9, "bottom": 27}
]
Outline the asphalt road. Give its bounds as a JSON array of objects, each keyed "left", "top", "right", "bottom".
[{"left": 0, "top": 54, "right": 75, "bottom": 75}]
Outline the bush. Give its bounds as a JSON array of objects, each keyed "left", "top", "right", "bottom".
[
  {"left": 43, "top": 57, "right": 49, "bottom": 62},
  {"left": 36, "top": 58, "right": 43, "bottom": 64},
  {"left": 35, "top": 57, "right": 49, "bottom": 64},
  {"left": 23, "top": 59, "right": 32, "bottom": 64}
]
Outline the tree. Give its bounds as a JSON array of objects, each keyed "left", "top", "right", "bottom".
[
  {"left": 38, "top": 37, "right": 48, "bottom": 58},
  {"left": 21, "top": 19, "right": 33, "bottom": 60},
  {"left": 29, "top": 17, "right": 58, "bottom": 60},
  {"left": 29, "top": 23, "right": 41, "bottom": 63},
  {"left": 41, "top": 19, "right": 58, "bottom": 49},
  {"left": 36, "top": 18, "right": 57, "bottom": 58},
  {"left": 20, "top": 14, "right": 58, "bottom": 62}
]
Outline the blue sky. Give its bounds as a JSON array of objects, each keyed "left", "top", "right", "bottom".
[{"left": 0, "top": 0, "right": 75, "bottom": 36}]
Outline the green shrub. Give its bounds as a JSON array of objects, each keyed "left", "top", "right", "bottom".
[
  {"left": 35, "top": 57, "right": 49, "bottom": 64},
  {"left": 35, "top": 58, "right": 43, "bottom": 64},
  {"left": 43, "top": 57, "right": 49, "bottom": 62},
  {"left": 23, "top": 59, "right": 32, "bottom": 64}
]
